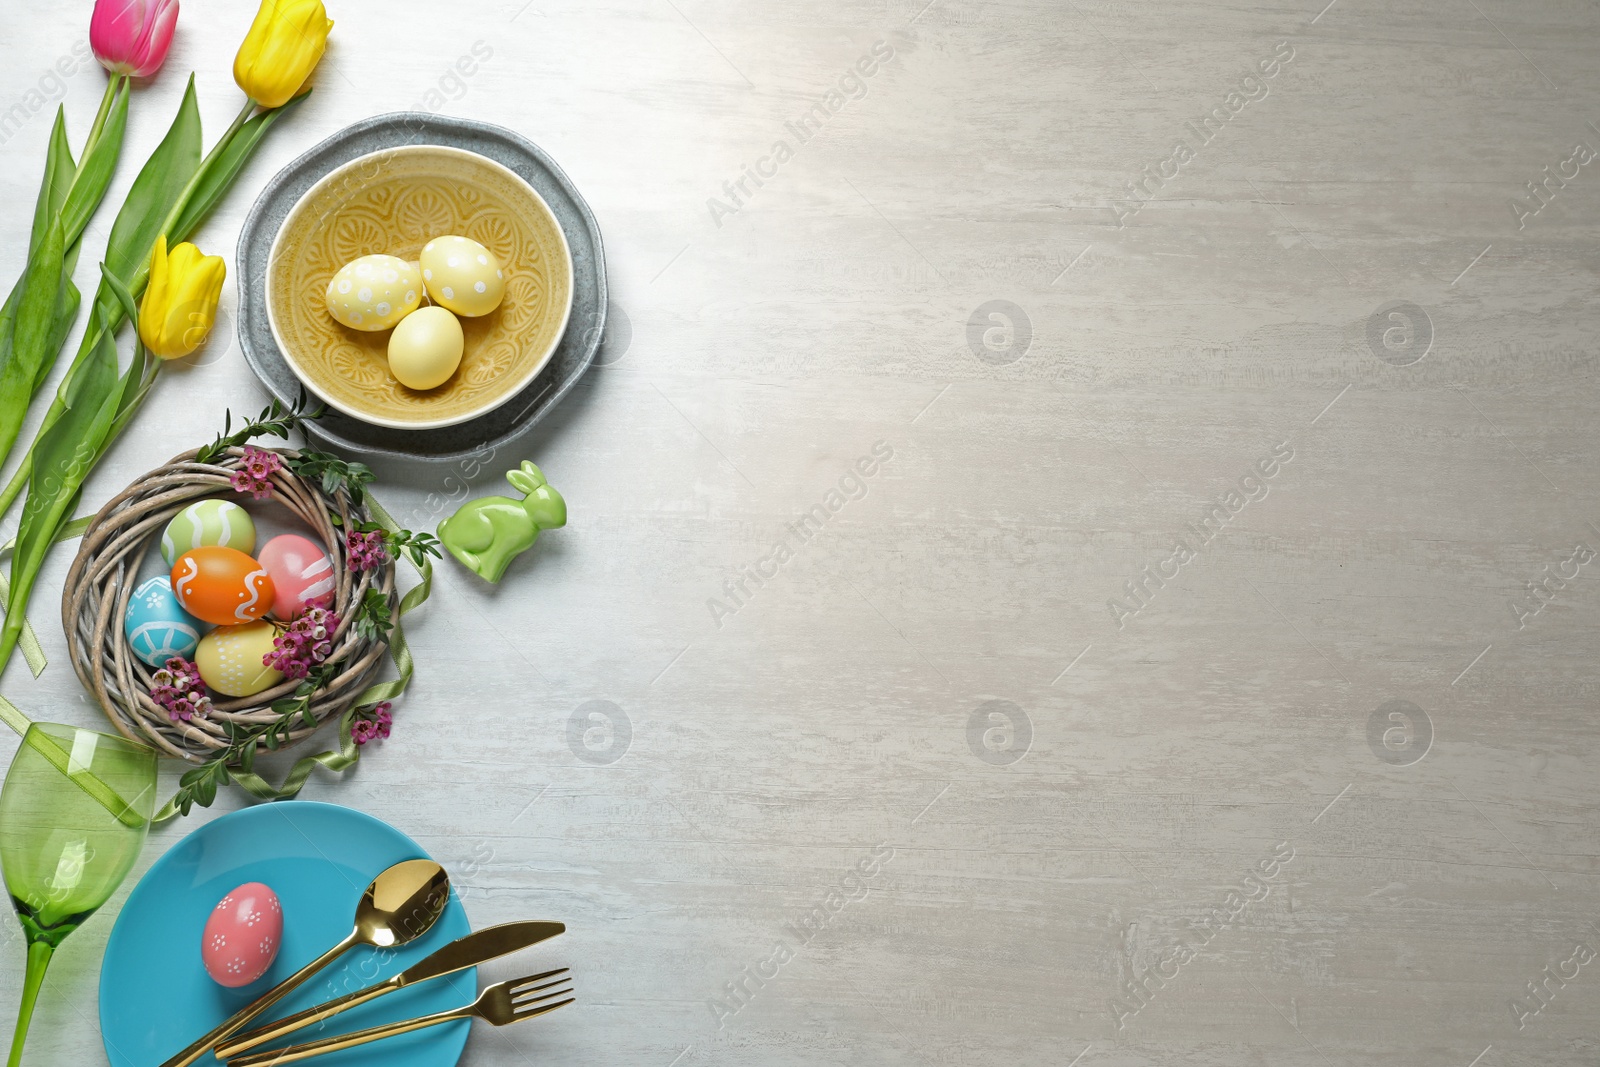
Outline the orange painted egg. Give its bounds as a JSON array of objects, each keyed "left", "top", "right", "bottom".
[{"left": 171, "top": 547, "right": 275, "bottom": 626}]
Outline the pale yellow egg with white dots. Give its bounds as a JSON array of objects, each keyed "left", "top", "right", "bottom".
[
  {"left": 325, "top": 254, "right": 423, "bottom": 331},
  {"left": 195, "top": 620, "right": 284, "bottom": 698},
  {"left": 419, "top": 235, "right": 505, "bottom": 318}
]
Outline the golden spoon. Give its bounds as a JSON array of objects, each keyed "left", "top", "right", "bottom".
[{"left": 160, "top": 858, "right": 451, "bottom": 1067}]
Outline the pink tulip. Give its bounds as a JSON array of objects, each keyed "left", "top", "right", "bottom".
[{"left": 90, "top": 0, "right": 179, "bottom": 78}]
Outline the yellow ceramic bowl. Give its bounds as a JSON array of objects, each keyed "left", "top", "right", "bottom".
[{"left": 266, "top": 145, "right": 574, "bottom": 430}]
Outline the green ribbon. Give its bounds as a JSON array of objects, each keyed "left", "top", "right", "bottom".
[
  {"left": 149, "top": 491, "right": 431, "bottom": 822},
  {"left": 0, "top": 681, "right": 28, "bottom": 738},
  {"left": 0, "top": 569, "right": 47, "bottom": 680},
  {"left": 0, "top": 516, "right": 94, "bottom": 684}
]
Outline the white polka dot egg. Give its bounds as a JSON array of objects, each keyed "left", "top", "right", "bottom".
[
  {"left": 325, "top": 254, "right": 423, "bottom": 331},
  {"left": 195, "top": 620, "right": 284, "bottom": 698},
  {"left": 419, "top": 235, "right": 505, "bottom": 318}
]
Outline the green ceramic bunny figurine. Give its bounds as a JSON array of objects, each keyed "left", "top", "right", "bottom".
[{"left": 437, "top": 461, "right": 567, "bottom": 582}]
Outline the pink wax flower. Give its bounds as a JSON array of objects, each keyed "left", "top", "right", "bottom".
[
  {"left": 263, "top": 607, "right": 338, "bottom": 680},
  {"left": 345, "top": 529, "right": 388, "bottom": 572},
  {"left": 150, "top": 656, "right": 211, "bottom": 723},
  {"left": 229, "top": 445, "right": 282, "bottom": 500},
  {"left": 352, "top": 702, "right": 392, "bottom": 746},
  {"left": 90, "top": 0, "right": 180, "bottom": 78}
]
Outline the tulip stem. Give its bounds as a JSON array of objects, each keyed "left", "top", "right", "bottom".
[
  {"left": 55, "top": 74, "right": 127, "bottom": 225},
  {"left": 82, "top": 74, "right": 125, "bottom": 162}
]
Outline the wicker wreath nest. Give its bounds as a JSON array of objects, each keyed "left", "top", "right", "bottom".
[{"left": 62, "top": 446, "right": 397, "bottom": 762}]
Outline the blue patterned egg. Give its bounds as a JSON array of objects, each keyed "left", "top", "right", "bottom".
[{"left": 125, "top": 576, "right": 205, "bottom": 667}]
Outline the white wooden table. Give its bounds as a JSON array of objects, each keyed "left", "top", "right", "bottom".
[{"left": 3, "top": 0, "right": 1599, "bottom": 1063}]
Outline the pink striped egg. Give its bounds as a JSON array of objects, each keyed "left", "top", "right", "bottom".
[
  {"left": 201, "top": 882, "right": 283, "bottom": 988},
  {"left": 258, "top": 535, "right": 336, "bottom": 620}
]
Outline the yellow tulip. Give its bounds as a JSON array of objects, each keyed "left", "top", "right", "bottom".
[
  {"left": 233, "top": 0, "right": 334, "bottom": 109},
  {"left": 139, "top": 236, "right": 226, "bottom": 360}
]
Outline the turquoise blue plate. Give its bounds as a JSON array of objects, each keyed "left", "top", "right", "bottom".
[{"left": 99, "top": 802, "right": 474, "bottom": 1067}]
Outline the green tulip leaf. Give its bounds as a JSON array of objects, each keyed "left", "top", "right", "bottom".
[
  {"left": 30, "top": 108, "right": 77, "bottom": 258},
  {"left": 26, "top": 237, "right": 83, "bottom": 399},
  {"left": 97, "top": 261, "right": 140, "bottom": 331},
  {"left": 38, "top": 276, "right": 82, "bottom": 392},
  {"left": 0, "top": 321, "right": 119, "bottom": 670},
  {"left": 102, "top": 347, "right": 158, "bottom": 450},
  {"left": 0, "top": 218, "right": 68, "bottom": 463},
  {"left": 0, "top": 109, "right": 77, "bottom": 390},
  {"left": 99, "top": 76, "right": 202, "bottom": 319},
  {"left": 0, "top": 81, "right": 126, "bottom": 476},
  {"left": 8, "top": 328, "right": 116, "bottom": 544},
  {"left": 170, "top": 91, "right": 307, "bottom": 245}
]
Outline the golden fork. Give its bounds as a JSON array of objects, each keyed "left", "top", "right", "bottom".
[{"left": 224, "top": 970, "right": 574, "bottom": 1067}]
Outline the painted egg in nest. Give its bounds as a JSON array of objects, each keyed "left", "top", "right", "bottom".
[
  {"left": 258, "top": 534, "right": 336, "bottom": 619},
  {"left": 171, "top": 547, "right": 275, "bottom": 626},
  {"left": 195, "top": 621, "right": 284, "bottom": 697},
  {"left": 325, "top": 254, "right": 423, "bottom": 331},
  {"left": 160, "top": 498, "right": 256, "bottom": 566},
  {"left": 124, "top": 576, "right": 204, "bottom": 667}
]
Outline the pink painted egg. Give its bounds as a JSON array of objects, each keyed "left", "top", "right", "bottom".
[
  {"left": 201, "top": 882, "right": 283, "bottom": 988},
  {"left": 259, "top": 534, "right": 336, "bottom": 619}
]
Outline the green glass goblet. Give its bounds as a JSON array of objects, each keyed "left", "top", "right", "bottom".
[{"left": 0, "top": 723, "right": 156, "bottom": 1067}]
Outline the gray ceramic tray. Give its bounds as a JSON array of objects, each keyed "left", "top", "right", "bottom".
[{"left": 236, "top": 112, "right": 606, "bottom": 467}]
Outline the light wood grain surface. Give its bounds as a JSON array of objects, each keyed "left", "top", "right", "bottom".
[{"left": 2, "top": 0, "right": 1599, "bottom": 1064}]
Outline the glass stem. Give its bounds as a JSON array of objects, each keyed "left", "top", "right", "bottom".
[{"left": 6, "top": 939, "right": 54, "bottom": 1067}]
